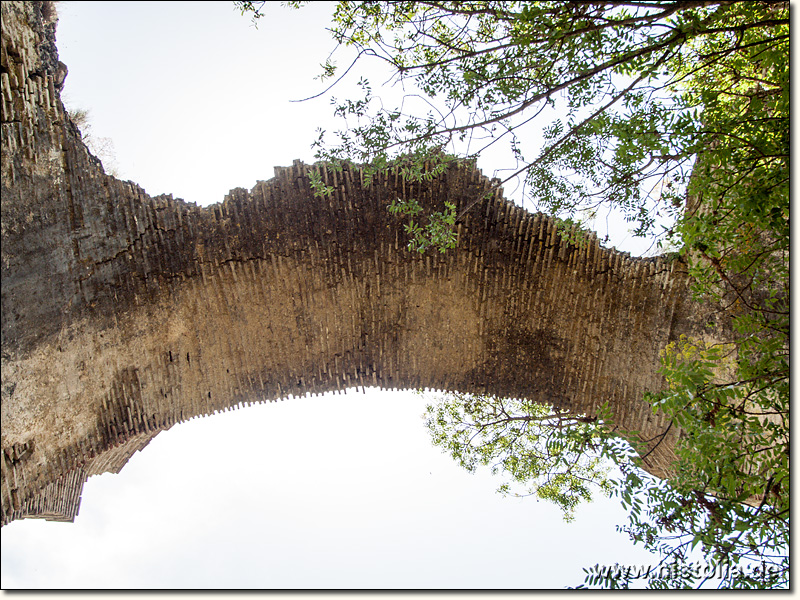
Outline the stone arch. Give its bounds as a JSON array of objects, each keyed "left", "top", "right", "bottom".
[{"left": 1, "top": 1, "right": 713, "bottom": 526}]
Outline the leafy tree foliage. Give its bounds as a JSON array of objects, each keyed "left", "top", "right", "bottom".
[
  {"left": 236, "top": 0, "right": 788, "bottom": 588},
  {"left": 239, "top": 0, "right": 787, "bottom": 249},
  {"left": 424, "top": 393, "right": 617, "bottom": 520},
  {"left": 425, "top": 353, "right": 788, "bottom": 588}
]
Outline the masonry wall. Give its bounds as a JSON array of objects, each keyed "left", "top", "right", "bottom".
[{"left": 1, "top": 1, "right": 712, "bottom": 526}]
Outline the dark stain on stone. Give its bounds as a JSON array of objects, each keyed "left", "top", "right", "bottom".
[{"left": 465, "top": 324, "right": 569, "bottom": 409}]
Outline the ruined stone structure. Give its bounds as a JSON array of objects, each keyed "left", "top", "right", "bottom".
[{"left": 2, "top": 2, "right": 716, "bottom": 526}]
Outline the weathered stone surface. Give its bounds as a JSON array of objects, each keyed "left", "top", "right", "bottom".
[{"left": 1, "top": 1, "right": 717, "bottom": 526}]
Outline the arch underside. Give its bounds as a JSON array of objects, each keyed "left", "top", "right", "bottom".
[{"left": 1, "top": 1, "right": 706, "bottom": 526}]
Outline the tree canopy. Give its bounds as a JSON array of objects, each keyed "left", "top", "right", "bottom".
[{"left": 236, "top": 0, "right": 789, "bottom": 589}]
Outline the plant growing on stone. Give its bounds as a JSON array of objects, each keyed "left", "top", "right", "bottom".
[
  {"left": 66, "top": 106, "right": 120, "bottom": 177},
  {"left": 238, "top": 1, "right": 786, "bottom": 247}
]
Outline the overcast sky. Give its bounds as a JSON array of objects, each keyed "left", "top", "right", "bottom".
[{"left": 1, "top": 1, "right": 661, "bottom": 590}]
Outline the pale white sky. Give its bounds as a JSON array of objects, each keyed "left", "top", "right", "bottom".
[{"left": 1, "top": 1, "right": 660, "bottom": 589}]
